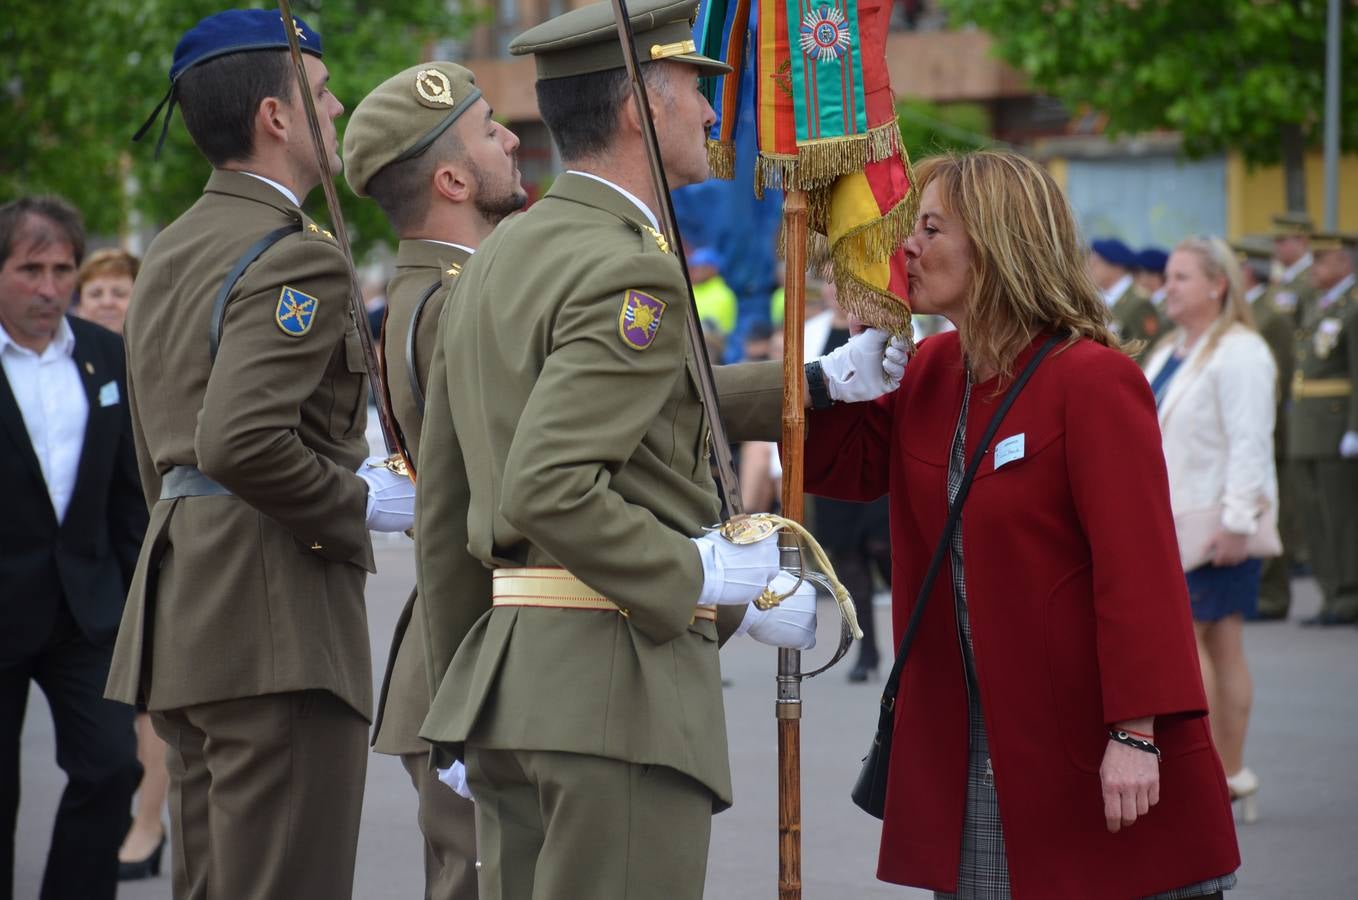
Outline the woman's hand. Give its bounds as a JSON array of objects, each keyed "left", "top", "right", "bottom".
[
  {"left": 1100, "top": 731, "right": 1160, "bottom": 833},
  {"left": 1209, "top": 529, "right": 1249, "bottom": 567}
]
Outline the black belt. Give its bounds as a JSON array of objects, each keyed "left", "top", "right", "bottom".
[{"left": 159, "top": 465, "right": 231, "bottom": 500}]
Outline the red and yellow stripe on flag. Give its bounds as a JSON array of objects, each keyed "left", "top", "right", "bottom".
[{"left": 755, "top": 0, "right": 800, "bottom": 195}]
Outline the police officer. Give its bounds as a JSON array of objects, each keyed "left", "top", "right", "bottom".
[
  {"left": 1233, "top": 236, "right": 1296, "bottom": 620},
  {"left": 1089, "top": 237, "right": 1162, "bottom": 360},
  {"left": 1289, "top": 232, "right": 1358, "bottom": 626},
  {"left": 412, "top": 0, "right": 904, "bottom": 895},
  {"left": 343, "top": 61, "right": 527, "bottom": 900},
  {"left": 105, "top": 11, "right": 414, "bottom": 897}
]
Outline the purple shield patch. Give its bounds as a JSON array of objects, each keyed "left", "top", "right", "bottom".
[{"left": 618, "top": 289, "right": 667, "bottom": 350}]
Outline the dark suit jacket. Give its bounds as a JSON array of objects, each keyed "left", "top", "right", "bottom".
[{"left": 0, "top": 316, "right": 146, "bottom": 660}]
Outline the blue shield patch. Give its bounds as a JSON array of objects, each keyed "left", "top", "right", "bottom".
[{"left": 275, "top": 286, "right": 318, "bottom": 336}]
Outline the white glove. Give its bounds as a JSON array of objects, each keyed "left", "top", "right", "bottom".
[
  {"left": 1341, "top": 431, "right": 1358, "bottom": 459},
  {"left": 734, "top": 572, "right": 817, "bottom": 650},
  {"left": 691, "top": 529, "right": 781, "bottom": 606},
  {"left": 356, "top": 455, "right": 415, "bottom": 532},
  {"left": 437, "top": 761, "right": 474, "bottom": 801},
  {"left": 817, "top": 328, "right": 908, "bottom": 403}
]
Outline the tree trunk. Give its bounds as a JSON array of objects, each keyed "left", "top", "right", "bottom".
[{"left": 1280, "top": 122, "right": 1308, "bottom": 214}]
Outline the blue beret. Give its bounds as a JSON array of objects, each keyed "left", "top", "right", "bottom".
[
  {"left": 170, "top": 9, "right": 322, "bottom": 82},
  {"left": 1135, "top": 247, "right": 1169, "bottom": 274},
  {"left": 135, "top": 9, "right": 322, "bottom": 156},
  {"left": 688, "top": 247, "right": 721, "bottom": 269},
  {"left": 1090, "top": 238, "right": 1136, "bottom": 269}
]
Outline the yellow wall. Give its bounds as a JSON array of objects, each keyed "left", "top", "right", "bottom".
[
  {"left": 1046, "top": 157, "right": 1068, "bottom": 193},
  {"left": 1227, "top": 151, "right": 1358, "bottom": 238}
]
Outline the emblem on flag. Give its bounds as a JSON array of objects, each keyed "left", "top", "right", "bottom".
[
  {"left": 799, "top": 7, "right": 850, "bottom": 63},
  {"left": 275, "top": 286, "right": 318, "bottom": 337},
  {"left": 618, "top": 289, "right": 667, "bottom": 350}
]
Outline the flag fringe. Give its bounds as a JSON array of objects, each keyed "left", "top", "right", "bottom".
[
  {"left": 829, "top": 191, "right": 913, "bottom": 269},
  {"left": 835, "top": 269, "right": 914, "bottom": 341},
  {"left": 707, "top": 140, "right": 737, "bottom": 181}
]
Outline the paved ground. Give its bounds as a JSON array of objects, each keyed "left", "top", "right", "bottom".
[{"left": 14, "top": 541, "right": 1358, "bottom": 898}]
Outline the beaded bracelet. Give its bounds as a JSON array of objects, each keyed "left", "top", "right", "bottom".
[{"left": 1108, "top": 729, "right": 1161, "bottom": 760}]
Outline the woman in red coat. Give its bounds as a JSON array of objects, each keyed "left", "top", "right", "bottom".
[{"left": 803, "top": 151, "right": 1239, "bottom": 898}]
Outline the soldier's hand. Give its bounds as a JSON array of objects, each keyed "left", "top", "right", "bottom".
[
  {"left": 735, "top": 572, "right": 817, "bottom": 650},
  {"left": 817, "top": 328, "right": 909, "bottom": 403},
  {"left": 356, "top": 455, "right": 416, "bottom": 533},
  {"left": 437, "top": 761, "right": 474, "bottom": 801},
  {"left": 1341, "top": 430, "right": 1358, "bottom": 459},
  {"left": 691, "top": 530, "right": 780, "bottom": 606}
]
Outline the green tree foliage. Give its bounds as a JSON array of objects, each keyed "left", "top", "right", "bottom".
[
  {"left": 941, "top": 0, "right": 1358, "bottom": 165},
  {"left": 1, "top": 1, "right": 477, "bottom": 255},
  {"left": 897, "top": 98, "right": 994, "bottom": 157}
]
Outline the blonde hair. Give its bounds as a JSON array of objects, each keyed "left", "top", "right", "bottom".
[
  {"left": 912, "top": 150, "right": 1121, "bottom": 380},
  {"left": 1164, "top": 236, "right": 1254, "bottom": 364},
  {"left": 77, "top": 248, "right": 139, "bottom": 289}
]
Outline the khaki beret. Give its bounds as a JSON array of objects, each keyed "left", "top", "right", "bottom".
[
  {"left": 1310, "top": 231, "right": 1358, "bottom": 253},
  {"left": 343, "top": 62, "right": 482, "bottom": 197},
  {"left": 1271, "top": 211, "right": 1314, "bottom": 237},
  {"left": 510, "top": 0, "right": 730, "bottom": 81},
  {"left": 1229, "top": 236, "right": 1274, "bottom": 262}
]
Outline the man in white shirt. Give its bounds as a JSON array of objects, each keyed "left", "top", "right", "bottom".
[{"left": 0, "top": 196, "right": 145, "bottom": 900}]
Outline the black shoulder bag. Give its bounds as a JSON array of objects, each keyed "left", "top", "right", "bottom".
[{"left": 851, "top": 332, "right": 1064, "bottom": 819}]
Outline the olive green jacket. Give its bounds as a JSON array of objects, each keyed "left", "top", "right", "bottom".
[
  {"left": 106, "top": 170, "right": 375, "bottom": 717},
  {"left": 1249, "top": 286, "right": 1297, "bottom": 457},
  {"left": 1288, "top": 279, "right": 1358, "bottom": 459},
  {"left": 1110, "top": 281, "right": 1164, "bottom": 362},
  {"left": 415, "top": 173, "right": 782, "bottom": 808},
  {"left": 372, "top": 239, "right": 466, "bottom": 755}
]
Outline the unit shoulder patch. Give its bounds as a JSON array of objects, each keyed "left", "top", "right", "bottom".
[
  {"left": 618, "top": 289, "right": 667, "bottom": 350},
  {"left": 276, "top": 286, "right": 318, "bottom": 336}
]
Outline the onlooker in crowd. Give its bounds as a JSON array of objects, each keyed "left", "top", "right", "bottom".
[
  {"left": 0, "top": 196, "right": 146, "bottom": 899},
  {"left": 690, "top": 245, "right": 737, "bottom": 337},
  {"left": 1144, "top": 236, "right": 1279, "bottom": 824},
  {"left": 1234, "top": 236, "right": 1297, "bottom": 621},
  {"left": 74, "top": 249, "right": 138, "bottom": 335},
  {"left": 805, "top": 283, "right": 890, "bottom": 683},
  {"left": 1135, "top": 245, "right": 1169, "bottom": 306},
  {"left": 77, "top": 247, "right": 175, "bottom": 882},
  {"left": 1088, "top": 236, "right": 1162, "bottom": 359},
  {"left": 802, "top": 150, "right": 1239, "bottom": 897},
  {"left": 1290, "top": 232, "right": 1358, "bottom": 626}
]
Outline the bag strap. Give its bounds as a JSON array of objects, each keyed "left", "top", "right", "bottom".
[
  {"left": 406, "top": 279, "right": 443, "bottom": 417},
  {"left": 877, "top": 332, "right": 1066, "bottom": 712},
  {"left": 209, "top": 223, "right": 303, "bottom": 363}
]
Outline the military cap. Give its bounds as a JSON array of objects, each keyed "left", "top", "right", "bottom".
[
  {"left": 169, "top": 8, "right": 322, "bottom": 81},
  {"left": 1309, "top": 232, "right": 1358, "bottom": 253},
  {"left": 1090, "top": 238, "right": 1136, "bottom": 269},
  {"left": 343, "top": 62, "right": 482, "bottom": 198},
  {"left": 135, "top": 8, "right": 322, "bottom": 154},
  {"left": 510, "top": 0, "right": 731, "bottom": 81},
  {"left": 1272, "top": 211, "right": 1314, "bottom": 237},
  {"left": 1230, "top": 235, "right": 1274, "bottom": 262},
  {"left": 1134, "top": 247, "right": 1168, "bottom": 274}
]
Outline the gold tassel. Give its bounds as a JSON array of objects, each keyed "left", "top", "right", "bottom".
[
  {"left": 830, "top": 195, "right": 914, "bottom": 268},
  {"left": 835, "top": 268, "right": 913, "bottom": 339},
  {"left": 707, "top": 140, "right": 736, "bottom": 181}
]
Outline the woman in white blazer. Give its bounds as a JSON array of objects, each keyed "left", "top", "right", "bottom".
[{"left": 1144, "top": 236, "right": 1280, "bottom": 824}]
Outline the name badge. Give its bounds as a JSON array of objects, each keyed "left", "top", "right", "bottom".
[
  {"left": 98, "top": 380, "right": 120, "bottom": 407},
  {"left": 994, "top": 433, "right": 1025, "bottom": 470}
]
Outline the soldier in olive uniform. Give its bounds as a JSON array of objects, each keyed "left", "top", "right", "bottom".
[
  {"left": 1268, "top": 212, "right": 1317, "bottom": 321},
  {"left": 105, "top": 12, "right": 414, "bottom": 897},
  {"left": 1089, "top": 237, "right": 1163, "bottom": 361},
  {"left": 343, "top": 61, "right": 527, "bottom": 900},
  {"left": 1290, "top": 233, "right": 1358, "bottom": 626},
  {"left": 412, "top": 0, "right": 904, "bottom": 896},
  {"left": 1233, "top": 237, "right": 1296, "bottom": 619}
]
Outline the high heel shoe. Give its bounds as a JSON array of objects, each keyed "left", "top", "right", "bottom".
[
  {"left": 118, "top": 831, "right": 166, "bottom": 880},
  {"left": 1226, "top": 767, "right": 1259, "bottom": 824},
  {"left": 847, "top": 660, "right": 878, "bottom": 683}
]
